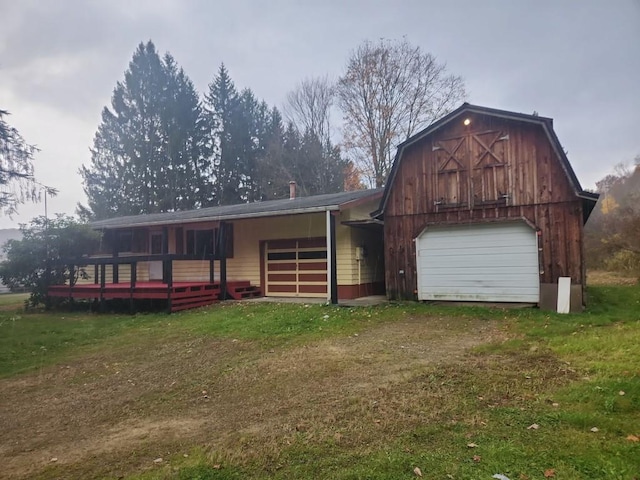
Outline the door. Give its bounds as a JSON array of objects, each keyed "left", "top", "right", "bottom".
[
  {"left": 433, "top": 130, "right": 509, "bottom": 207},
  {"left": 415, "top": 222, "right": 539, "bottom": 302},
  {"left": 148, "top": 233, "right": 163, "bottom": 281},
  {"left": 265, "top": 238, "right": 327, "bottom": 297}
]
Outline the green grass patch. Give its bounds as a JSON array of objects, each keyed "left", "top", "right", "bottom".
[
  {"left": 0, "top": 292, "right": 29, "bottom": 307},
  {"left": 0, "top": 310, "right": 164, "bottom": 377},
  {"left": 2, "top": 284, "right": 639, "bottom": 479}
]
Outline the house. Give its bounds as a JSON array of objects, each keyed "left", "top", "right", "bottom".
[
  {"left": 49, "top": 185, "right": 385, "bottom": 311},
  {"left": 374, "top": 103, "right": 598, "bottom": 311},
  {"left": 50, "top": 103, "right": 597, "bottom": 313}
]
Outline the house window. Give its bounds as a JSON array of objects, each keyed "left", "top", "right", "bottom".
[
  {"left": 117, "top": 231, "right": 133, "bottom": 252},
  {"left": 109, "top": 229, "right": 148, "bottom": 254},
  {"left": 184, "top": 224, "right": 234, "bottom": 258},
  {"left": 150, "top": 233, "right": 163, "bottom": 255},
  {"left": 186, "top": 229, "right": 214, "bottom": 256}
]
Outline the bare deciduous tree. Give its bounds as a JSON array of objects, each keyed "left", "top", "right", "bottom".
[
  {"left": 284, "top": 75, "right": 335, "bottom": 144},
  {"left": 337, "top": 38, "right": 466, "bottom": 187}
]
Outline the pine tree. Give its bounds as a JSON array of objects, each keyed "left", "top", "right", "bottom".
[
  {"left": 204, "top": 64, "right": 240, "bottom": 205},
  {"left": 256, "top": 109, "right": 293, "bottom": 200},
  {"left": 160, "top": 54, "right": 212, "bottom": 211},
  {"left": 204, "top": 65, "right": 273, "bottom": 205},
  {"left": 0, "top": 109, "right": 44, "bottom": 215},
  {"left": 79, "top": 41, "right": 211, "bottom": 219}
]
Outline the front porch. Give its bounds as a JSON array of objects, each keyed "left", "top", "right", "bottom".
[{"left": 46, "top": 245, "right": 261, "bottom": 313}]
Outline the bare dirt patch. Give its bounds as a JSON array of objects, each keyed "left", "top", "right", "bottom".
[{"left": 0, "top": 316, "right": 506, "bottom": 479}]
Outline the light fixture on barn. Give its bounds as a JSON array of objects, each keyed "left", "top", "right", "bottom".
[{"left": 463, "top": 118, "right": 471, "bottom": 126}]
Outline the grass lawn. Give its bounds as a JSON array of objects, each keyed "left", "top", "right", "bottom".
[{"left": 0, "top": 283, "right": 638, "bottom": 480}]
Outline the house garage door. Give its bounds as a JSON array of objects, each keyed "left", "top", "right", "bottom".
[
  {"left": 416, "top": 222, "right": 539, "bottom": 302},
  {"left": 265, "top": 238, "right": 327, "bottom": 298}
]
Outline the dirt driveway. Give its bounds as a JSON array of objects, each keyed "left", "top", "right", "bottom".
[{"left": 0, "top": 316, "right": 504, "bottom": 479}]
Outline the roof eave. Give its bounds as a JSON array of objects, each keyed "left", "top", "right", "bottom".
[{"left": 92, "top": 205, "right": 342, "bottom": 230}]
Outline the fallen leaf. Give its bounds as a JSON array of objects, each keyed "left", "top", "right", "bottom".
[
  {"left": 619, "top": 390, "right": 626, "bottom": 396},
  {"left": 213, "top": 464, "right": 221, "bottom": 469},
  {"left": 590, "top": 427, "right": 599, "bottom": 433},
  {"left": 527, "top": 423, "right": 540, "bottom": 430},
  {"left": 413, "top": 466, "right": 423, "bottom": 477},
  {"left": 543, "top": 468, "right": 555, "bottom": 478},
  {"left": 153, "top": 458, "right": 163, "bottom": 464},
  {"left": 467, "top": 442, "right": 478, "bottom": 448},
  {"left": 626, "top": 434, "right": 639, "bottom": 442},
  {"left": 472, "top": 455, "right": 481, "bottom": 462}
]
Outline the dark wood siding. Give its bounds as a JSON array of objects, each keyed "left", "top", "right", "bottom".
[{"left": 384, "top": 113, "right": 585, "bottom": 300}]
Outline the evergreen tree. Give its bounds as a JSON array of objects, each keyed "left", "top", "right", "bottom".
[
  {"left": 205, "top": 65, "right": 277, "bottom": 204},
  {"left": 256, "top": 108, "right": 288, "bottom": 200},
  {"left": 160, "top": 54, "right": 212, "bottom": 210},
  {"left": 294, "top": 129, "right": 348, "bottom": 196},
  {"left": 79, "top": 41, "right": 211, "bottom": 219},
  {"left": 257, "top": 118, "right": 350, "bottom": 199},
  {"left": 204, "top": 64, "right": 241, "bottom": 205},
  {"left": 0, "top": 109, "right": 51, "bottom": 215}
]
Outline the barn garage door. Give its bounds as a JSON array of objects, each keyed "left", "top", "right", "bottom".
[
  {"left": 265, "top": 238, "right": 327, "bottom": 297},
  {"left": 416, "top": 222, "right": 539, "bottom": 302}
]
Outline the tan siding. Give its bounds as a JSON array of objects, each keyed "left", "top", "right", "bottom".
[
  {"left": 227, "top": 213, "right": 327, "bottom": 286},
  {"left": 349, "top": 227, "right": 385, "bottom": 284},
  {"left": 341, "top": 197, "right": 380, "bottom": 221}
]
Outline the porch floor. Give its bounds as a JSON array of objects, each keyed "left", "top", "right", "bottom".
[{"left": 48, "top": 281, "right": 225, "bottom": 312}]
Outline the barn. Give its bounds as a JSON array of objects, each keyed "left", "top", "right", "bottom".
[{"left": 374, "top": 103, "right": 598, "bottom": 311}]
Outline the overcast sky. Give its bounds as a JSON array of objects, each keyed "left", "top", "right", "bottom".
[{"left": 1, "top": 0, "right": 638, "bottom": 228}]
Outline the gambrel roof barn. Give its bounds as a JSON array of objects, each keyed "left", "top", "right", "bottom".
[{"left": 374, "top": 103, "right": 598, "bottom": 311}]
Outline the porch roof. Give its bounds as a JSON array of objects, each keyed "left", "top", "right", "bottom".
[{"left": 91, "top": 189, "right": 383, "bottom": 230}]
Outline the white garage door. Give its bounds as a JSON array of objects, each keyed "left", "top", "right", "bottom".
[{"left": 416, "top": 222, "right": 539, "bottom": 303}]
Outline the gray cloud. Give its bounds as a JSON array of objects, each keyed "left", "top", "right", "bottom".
[{"left": 0, "top": 0, "right": 638, "bottom": 226}]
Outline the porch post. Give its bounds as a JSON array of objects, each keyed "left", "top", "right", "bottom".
[
  {"left": 112, "top": 242, "right": 119, "bottom": 284},
  {"left": 326, "top": 210, "right": 338, "bottom": 304},
  {"left": 130, "top": 262, "right": 137, "bottom": 314},
  {"left": 218, "top": 222, "right": 227, "bottom": 300},
  {"left": 162, "top": 226, "right": 169, "bottom": 283},
  {"left": 164, "top": 226, "right": 173, "bottom": 313},
  {"left": 112, "top": 253, "right": 119, "bottom": 284},
  {"left": 99, "top": 263, "right": 106, "bottom": 312},
  {"left": 166, "top": 260, "right": 173, "bottom": 314}
]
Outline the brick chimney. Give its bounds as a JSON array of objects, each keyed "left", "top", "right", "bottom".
[{"left": 289, "top": 181, "right": 296, "bottom": 200}]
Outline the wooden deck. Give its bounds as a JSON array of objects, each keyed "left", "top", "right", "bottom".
[{"left": 48, "top": 281, "right": 261, "bottom": 312}]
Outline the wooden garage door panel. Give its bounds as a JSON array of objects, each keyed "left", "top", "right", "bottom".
[
  {"left": 416, "top": 222, "right": 539, "bottom": 302},
  {"left": 265, "top": 238, "right": 327, "bottom": 298}
]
